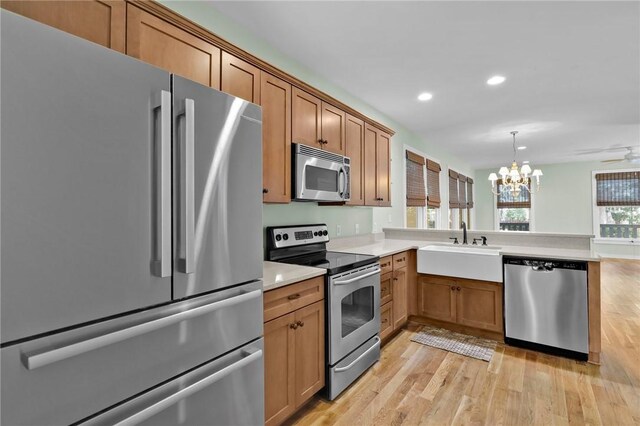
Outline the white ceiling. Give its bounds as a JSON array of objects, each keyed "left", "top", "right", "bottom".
[{"left": 209, "top": 1, "right": 640, "bottom": 169}]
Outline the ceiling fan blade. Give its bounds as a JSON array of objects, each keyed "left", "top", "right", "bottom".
[{"left": 601, "top": 159, "right": 624, "bottom": 163}]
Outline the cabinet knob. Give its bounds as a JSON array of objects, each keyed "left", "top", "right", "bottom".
[
  {"left": 297, "top": 320, "right": 304, "bottom": 327},
  {"left": 263, "top": 188, "right": 269, "bottom": 194},
  {"left": 289, "top": 323, "right": 298, "bottom": 330},
  {"left": 287, "top": 293, "right": 301, "bottom": 300},
  {"left": 457, "top": 286, "right": 461, "bottom": 291},
  {"left": 393, "top": 277, "right": 398, "bottom": 281},
  {"left": 382, "top": 319, "right": 388, "bottom": 324},
  {"left": 451, "top": 286, "right": 455, "bottom": 291}
]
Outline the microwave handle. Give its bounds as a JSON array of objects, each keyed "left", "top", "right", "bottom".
[{"left": 338, "top": 167, "right": 345, "bottom": 197}]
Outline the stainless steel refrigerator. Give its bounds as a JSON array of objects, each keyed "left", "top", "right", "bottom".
[{"left": 1, "top": 10, "right": 264, "bottom": 425}]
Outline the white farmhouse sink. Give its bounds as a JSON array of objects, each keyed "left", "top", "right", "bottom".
[{"left": 417, "top": 244, "right": 503, "bottom": 282}]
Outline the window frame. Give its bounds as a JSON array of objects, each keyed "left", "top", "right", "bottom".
[
  {"left": 493, "top": 190, "right": 536, "bottom": 232},
  {"left": 403, "top": 146, "right": 442, "bottom": 229},
  {"left": 591, "top": 168, "right": 640, "bottom": 242}
]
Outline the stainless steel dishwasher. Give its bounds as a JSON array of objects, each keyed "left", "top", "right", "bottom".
[{"left": 504, "top": 257, "right": 588, "bottom": 360}]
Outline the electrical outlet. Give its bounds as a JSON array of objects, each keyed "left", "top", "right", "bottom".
[
  {"left": 336, "top": 224, "right": 342, "bottom": 237},
  {"left": 355, "top": 224, "right": 360, "bottom": 234}
]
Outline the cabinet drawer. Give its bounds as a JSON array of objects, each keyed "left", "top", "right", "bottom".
[
  {"left": 264, "top": 276, "right": 324, "bottom": 322},
  {"left": 392, "top": 252, "right": 408, "bottom": 270},
  {"left": 379, "top": 256, "right": 393, "bottom": 275},
  {"left": 380, "top": 272, "right": 393, "bottom": 305},
  {"left": 380, "top": 301, "right": 394, "bottom": 340}
]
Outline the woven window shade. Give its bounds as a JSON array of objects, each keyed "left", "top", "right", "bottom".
[
  {"left": 449, "top": 170, "right": 459, "bottom": 208},
  {"left": 458, "top": 174, "right": 467, "bottom": 207},
  {"left": 496, "top": 179, "right": 531, "bottom": 208},
  {"left": 467, "top": 178, "right": 474, "bottom": 208},
  {"left": 595, "top": 171, "right": 640, "bottom": 206},
  {"left": 405, "top": 151, "right": 426, "bottom": 207},
  {"left": 426, "top": 160, "right": 441, "bottom": 207}
]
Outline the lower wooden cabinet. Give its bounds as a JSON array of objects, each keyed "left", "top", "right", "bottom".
[
  {"left": 379, "top": 251, "right": 409, "bottom": 341},
  {"left": 380, "top": 301, "right": 394, "bottom": 340},
  {"left": 264, "top": 279, "right": 325, "bottom": 426},
  {"left": 418, "top": 275, "right": 503, "bottom": 333},
  {"left": 392, "top": 267, "right": 407, "bottom": 329}
]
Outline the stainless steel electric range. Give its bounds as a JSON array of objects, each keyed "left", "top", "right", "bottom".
[{"left": 266, "top": 224, "right": 381, "bottom": 400}]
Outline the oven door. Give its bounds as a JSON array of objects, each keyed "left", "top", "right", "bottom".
[
  {"left": 328, "top": 264, "right": 381, "bottom": 364},
  {"left": 295, "top": 151, "right": 348, "bottom": 202}
]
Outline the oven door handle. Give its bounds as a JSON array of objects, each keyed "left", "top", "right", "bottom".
[
  {"left": 335, "top": 337, "right": 380, "bottom": 372},
  {"left": 333, "top": 268, "right": 381, "bottom": 285}
]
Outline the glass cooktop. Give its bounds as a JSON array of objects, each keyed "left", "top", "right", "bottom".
[{"left": 278, "top": 251, "right": 379, "bottom": 275}]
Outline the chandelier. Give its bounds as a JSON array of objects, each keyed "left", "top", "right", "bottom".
[{"left": 488, "top": 131, "right": 542, "bottom": 197}]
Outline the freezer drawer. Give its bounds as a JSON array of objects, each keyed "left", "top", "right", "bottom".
[
  {"left": 81, "top": 339, "right": 264, "bottom": 426},
  {"left": 0, "top": 282, "right": 262, "bottom": 425}
]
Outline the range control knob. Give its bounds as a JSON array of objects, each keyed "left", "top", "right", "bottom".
[
  {"left": 275, "top": 234, "right": 282, "bottom": 242},
  {"left": 282, "top": 233, "right": 289, "bottom": 241},
  {"left": 322, "top": 230, "right": 328, "bottom": 236},
  {"left": 313, "top": 231, "right": 318, "bottom": 236}
]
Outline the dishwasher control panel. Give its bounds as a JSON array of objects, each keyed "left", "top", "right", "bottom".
[{"left": 504, "top": 257, "right": 587, "bottom": 271}]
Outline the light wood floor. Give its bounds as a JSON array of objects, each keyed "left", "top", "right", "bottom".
[{"left": 286, "top": 259, "right": 640, "bottom": 426}]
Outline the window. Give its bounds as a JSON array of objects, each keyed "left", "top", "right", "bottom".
[
  {"left": 405, "top": 149, "right": 441, "bottom": 229},
  {"left": 593, "top": 170, "right": 640, "bottom": 239},
  {"left": 448, "top": 169, "right": 474, "bottom": 230},
  {"left": 496, "top": 179, "right": 531, "bottom": 231}
]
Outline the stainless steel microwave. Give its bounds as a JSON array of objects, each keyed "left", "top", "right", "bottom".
[{"left": 293, "top": 143, "right": 350, "bottom": 202}]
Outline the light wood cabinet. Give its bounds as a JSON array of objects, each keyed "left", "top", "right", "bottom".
[
  {"left": 364, "top": 124, "right": 392, "bottom": 206},
  {"left": 1, "top": 0, "right": 126, "bottom": 53},
  {"left": 379, "top": 256, "right": 393, "bottom": 275},
  {"left": 380, "top": 272, "right": 393, "bottom": 306},
  {"left": 380, "top": 301, "right": 394, "bottom": 340},
  {"left": 264, "top": 278, "right": 325, "bottom": 426},
  {"left": 126, "top": 4, "right": 220, "bottom": 89},
  {"left": 345, "top": 114, "right": 365, "bottom": 206},
  {"left": 392, "top": 267, "right": 407, "bottom": 329},
  {"left": 418, "top": 275, "right": 503, "bottom": 333},
  {"left": 261, "top": 73, "right": 291, "bottom": 203},
  {"left": 221, "top": 51, "right": 261, "bottom": 103},
  {"left": 292, "top": 88, "right": 346, "bottom": 155}
]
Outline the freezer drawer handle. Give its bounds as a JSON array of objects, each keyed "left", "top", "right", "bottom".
[
  {"left": 178, "top": 98, "right": 195, "bottom": 274},
  {"left": 334, "top": 268, "right": 381, "bottom": 285},
  {"left": 23, "top": 289, "right": 262, "bottom": 370},
  {"left": 112, "top": 348, "right": 263, "bottom": 426},
  {"left": 151, "top": 90, "right": 172, "bottom": 278},
  {"left": 334, "top": 337, "right": 380, "bottom": 372}
]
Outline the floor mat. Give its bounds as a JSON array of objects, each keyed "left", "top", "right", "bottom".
[{"left": 410, "top": 325, "right": 497, "bottom": 362}]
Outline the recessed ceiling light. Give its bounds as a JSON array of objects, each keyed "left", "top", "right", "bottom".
[
  {"left": 518, "top": 146, "right": 527, "bottom": 150},
  {"left": 487, "top": 75, "right": 506, "bottom": 85},
  {"left": 417, "top": 92, "right": 433, "bottom": 101},
  {"left": 523, "top": 160, "right": 530, "bottom": 164}
]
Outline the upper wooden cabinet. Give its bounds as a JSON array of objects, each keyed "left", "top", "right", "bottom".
[
  {"left": 345, "top": 114, "right": 365, "bottom": 206},
  {"left": 1, "top": 0, "right": 125, "bottom": 52},
  {"left": 364, "top": 124, "right": 392, "bottom": 206},
  {"left": 221, "top": 52, "right": 261, "bottom": 103},
  {"left": 126, "top": 5, "right": 220, "bottom": 89},
  {"left": 292, "top": 88, "right": 346, "bottom": 155},
  {"left": 261, "top": 73, "right": 292, "bottom": 203}
]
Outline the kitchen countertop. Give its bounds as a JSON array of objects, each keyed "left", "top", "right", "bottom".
[
  {"left": 332, "top": 239, "right": 601, "bottom": 262},
  {"left": 263, "top": 261, "right": 326, "bottom": 292}
]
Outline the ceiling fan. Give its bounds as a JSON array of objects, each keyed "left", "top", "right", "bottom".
[{"left": 575, "top": 145, "right": 640, "bottom": 164}]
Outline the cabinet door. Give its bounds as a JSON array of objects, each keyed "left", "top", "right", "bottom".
[
  {"left": 2, "top": 0, "right": 125, "bottom": 52},
  {"left": 380, "top": 301, "right": 394, "bottom": 340},
  {"left": 264, "top": 313, "right": 296, "bottom": 426},
  {"left": 376, "top": 130, "right": 392, "bottom": 206},
  {"left": 292, "top": 87, "right": 322, "bottom": 148},
  {"left": 321, "top": 102, "right": 346, "bottom": 155},
  {"left": 345, "top": 114, "right": 365, "bottom": 205},
  {"left": 363, "top": 124, "right": 379, "bottom": 205},
  {"left": 126, "top": 5, "right": 220, "bottom": 89},
  {"left": 392, "top": 267, "right": 407, "bottom": 329},
  {"left": 221, "top": 51, "right": 261, "bottom": 103},
  {"left": 260, "top": 73, "right": 291, "bottom": 203},
  {"left": 294, "top": 301, "right": 325, "bottom": 407},
  {"left": 380, "top": 272, "right": 393, "bottom": 306},
  {"left": 418, "top": 276, "right": 456, "bottom": 323},
  {"left": 456, "top": 280, "right": 503, "bottom": 332}
]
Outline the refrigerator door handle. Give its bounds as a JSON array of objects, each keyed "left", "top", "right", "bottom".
[
  {"left": 23, "top": 289, "right": 262, "bottom": 370},
  {"left": 151, "top": 90, "right": 172, "bottom": 278},
  {"left": 178, "top": 98, "right": 195, "bottom": 274},
  {"left": 85, "top": 348, "right": 263, "bottom": 426}
]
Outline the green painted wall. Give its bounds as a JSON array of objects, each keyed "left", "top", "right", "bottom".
[
  {"left": 159, "top": 1, "right": 473, "bottom": 237},
  {"left": 475, "top": 161, "right": 639, "bottom": 258}
]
